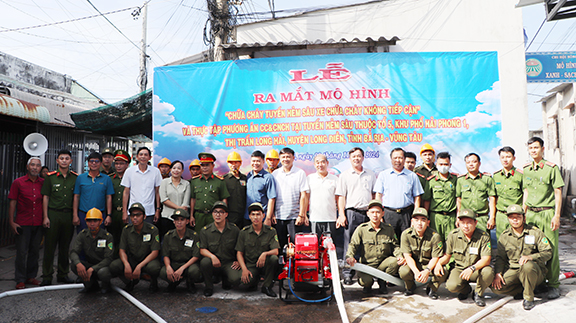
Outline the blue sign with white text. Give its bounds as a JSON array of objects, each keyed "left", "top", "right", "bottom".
[{"left": 526, "top": 51, "right": 576, "bottom": 83}]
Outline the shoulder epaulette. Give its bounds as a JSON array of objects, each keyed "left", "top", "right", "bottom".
[
  {"left": 545, "top": 161, "right": 556, "bottom": 168},
  {"left": 71, "top": 171, "right": 78, "bottom": 176},
  {"left": 523, "top": 162, "right": 531, "bottom": 168},
  {"left": 450, "top": 172, "right": 458, "bottom": 176},
  {"left": 242, "top": 226, "right": 249, "bottom": 231},
  {"left": 494, "top": 169, "right": 503, "bottom": 175},
  {"left": 191, "top": 174, "right": 201, "bottom": 179},
  {"left": 47, "top": 171, "right": 57, "bottom": 176},
  {"left": 427, "top": 174, "right": 435, "bottom": 180},
  {"left": 215, "top": 174, "right": 224, "bottom": 180},
  {"left": 482, "top": 172, "right": 492, "bottom": 177},
  {"left": 416, "top": 172, "right": 425, "bottom": 178},
  {"left": 516, "top": 168, "right": 523, "bottom": 174},
  {"left": 458, "top": 174, "right": 466, "bottom": 178}
]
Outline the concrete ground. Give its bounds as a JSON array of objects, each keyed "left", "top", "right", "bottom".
[{"left": 1, "top": 219, "right": 576, "bottom": 322}]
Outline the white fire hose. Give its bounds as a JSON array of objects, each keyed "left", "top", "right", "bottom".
[
  {"left": 324, "top": 237, "right": 350, "bottom": 323},
  {"left": 0, "top": 283, "right": 84, "bottom": 299},
  {"left": 0, "top": 283, "right": 167, "bottom": 323}
]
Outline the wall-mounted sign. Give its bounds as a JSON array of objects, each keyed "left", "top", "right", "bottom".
[{"left": 526, "top": 51, "right": 576, "bottom": 83}]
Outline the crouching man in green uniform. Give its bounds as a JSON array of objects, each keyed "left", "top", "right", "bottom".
[
  {"left": 492, "top": 204, "right": 552, "bottom": 310},
  {"left": 434, "top": 209, "right": 494, "bottom": 307},
  {"left": 199, "top": 201, "right": 242, "bottom": 296},
  {"left": 70, "top": 208, "right": 113, "bottom": 293},
  {"left": 160, "top": 208, "right": 202, "bottom": 293},
  {"left": 236, "top": 202, "right": 279, "bottom": 297},
  {"left": 399, "top": 207, "right": 444, "bottom": 299},
  {"left": 110, "top": 202, "right": 161, "bottom": 292},
  {"left": 346, "top": 199, "right": 403, "bottom": 294}
]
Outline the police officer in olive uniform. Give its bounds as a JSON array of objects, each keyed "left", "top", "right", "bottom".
[
  {"left": 414, "top": 143, "right": 438, "bottom": 188},
  {"left": 236, "top": 202, "right": 279, "bottom": 297},
  {"left": 190, "top": 153, "right": 230, "bottom": 232},
  {"left": 160, "top": 208, "right": 202, "bottom": 293},
  {"left": 100, "top": 147, "right": 116, "bottom": 176},
  {"left": 493, "top": 146, "right": 523, "bottom": 239},
  {"left": 456, "top": 153, "right": 496, "bottom": 233},
  {"left": 110, "top": 202, "right": 161, "bottom": 292},
  {"left": 492, "top": 204, "right": 552, "bottom": 310},
  {"left": 434, "top": 209, "right": 494, "bottom": 307},
  {"left": 423, "top": 152, "right": 458, "bottom": 241},
  {"left": 199, "top": 201, "right": 242, "bottom": 296},
  {"left": 70, "top": 208, "right": 113, "bottom": 293},
  {"left": 523, "top": 136, "right": 564, "bottom": 300},
  {"left": 223, "top": 152, "right": 247, "bottom": 229},
  {"left": 108, "top": 149, "right": 131, "bottom": 258},
  {"left": 346, "top": 200, "right": 402, "bottom": 294},
  {"left": 41, "top": 149, "right": 78, "bottom": 286},
  {"left": 399, "top": 207, "right": 444, "bottom": 299}
]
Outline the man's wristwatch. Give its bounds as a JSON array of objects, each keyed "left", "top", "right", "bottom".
[{"left": 469, "top": 265, "right": 476, "bottom": 272}]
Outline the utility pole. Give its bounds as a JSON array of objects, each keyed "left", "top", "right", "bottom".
[
  {"left": 138, "top": 2, "right": 148, "bottom": 93},
  {"left": 212, "top": 0, "right": 229, "bottom": 61}
]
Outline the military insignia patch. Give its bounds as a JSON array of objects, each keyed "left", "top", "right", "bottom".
[
  {"left": 155, "top": 235, "right": 160, "bottom": 242},
  {"left": 108, "top": 242, "right": 113, "bottom": 250},
  {"left": 487, "top": 242, "right": 491, "bottom": 249},
  {"left": 543, "top": 237, "right": 549, "bottom": 244},
  {"left": 274, "top": 235, "right": 279, "bottom": 242},
  {"left": 437, "top": 242, "right": 443, "bottom": 249}
]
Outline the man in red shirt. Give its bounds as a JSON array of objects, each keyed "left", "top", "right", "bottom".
[{"left": 8, "top": 157, "right": 44, "bottom": 289}]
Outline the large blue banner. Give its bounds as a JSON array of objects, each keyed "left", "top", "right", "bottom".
[{"left": 153, "top": 52, "right": 501, "bottom": 178}]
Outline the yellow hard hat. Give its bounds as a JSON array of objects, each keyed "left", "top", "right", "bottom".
[
  {"left": 157, "top": 157, "right": 171, "bottom": 167},
  {"left": 227, "top": 151, "right": 242, "bottom": 162},
  {"left": 86, "top": 208, "right": 103, "bottom": 221},
  {"left": 189, "top": 159, "right": 200, "bottom": 170},
  {"left": 266, "top": 149, "right": 279, "bottom": 160},
  {"left": 420, "top": 143, "right": 435, "bottom": 155}
]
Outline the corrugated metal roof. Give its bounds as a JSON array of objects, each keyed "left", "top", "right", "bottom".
[
  {"left": 222, "top": 36, "right": 399, "bottom": 49},
  {"left": 0, "top": 93, "right": 51, "bottom": 123}
]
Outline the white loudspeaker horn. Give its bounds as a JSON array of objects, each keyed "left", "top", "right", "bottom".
[{"left": 23, "top": 133, "right": 48, "bottom": 156}]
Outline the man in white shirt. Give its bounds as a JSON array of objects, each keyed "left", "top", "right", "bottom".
[
  {"left": 272, "top": 147, "right": 309, "bottom": 252},
  {"left": 306, "top": 154, "right": 343, "bottom": 258},
  {"left": 121, "top": 147, "right": 162, "bottom": 224},
  {"left": 335, "top": 147, "right": 377, "bottom": 285}
]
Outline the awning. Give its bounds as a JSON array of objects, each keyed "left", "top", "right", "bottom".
[
  {"left": 0, "top": 93, "right": 51, "bottom": 123},
  {"left": 71, "top": 89, "right": 152, "bottom": 139}
]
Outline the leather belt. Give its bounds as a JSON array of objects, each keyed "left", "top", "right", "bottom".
[
  {"left": 476, "top": 212, "right": 489, "bottom": 217},
  {"left": 385, "top": 205, "right": 414, "bottom": 214},
  {"left": 528, "top": 206, "right": 553, "bottom": 212},
  {"left": 436, "top": 211, "right": 456, "bottom": 216}
]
